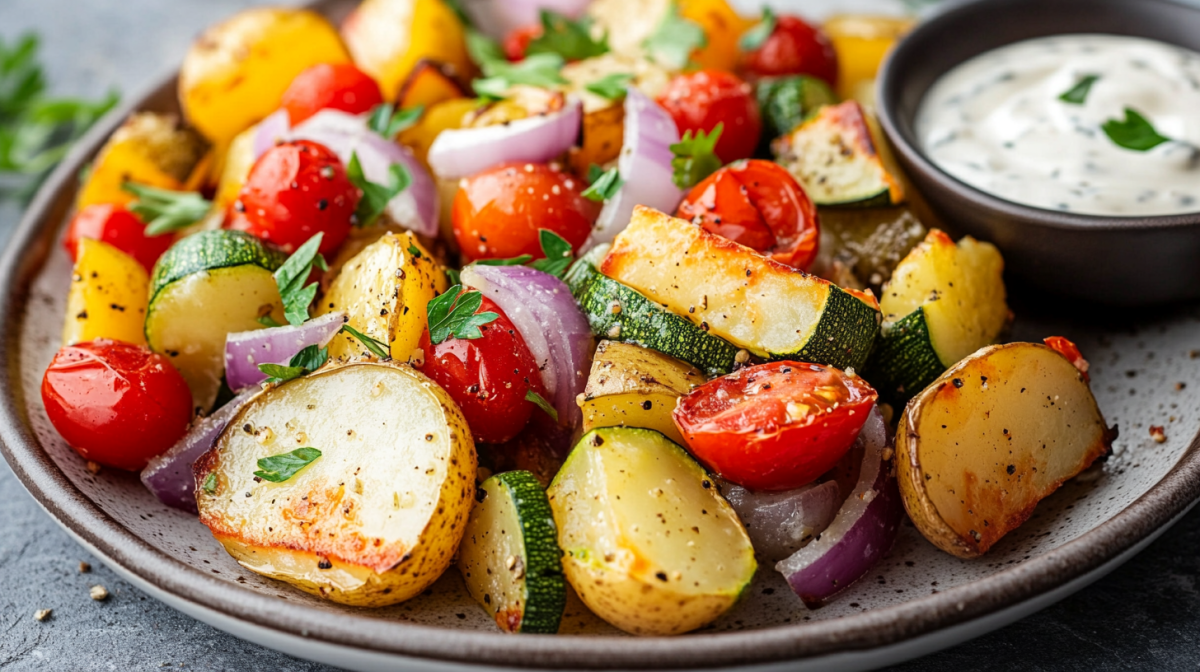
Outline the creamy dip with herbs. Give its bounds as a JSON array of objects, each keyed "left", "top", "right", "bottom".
[{"left": 916, "top": 34, "right": 1200, "bottom": 216}]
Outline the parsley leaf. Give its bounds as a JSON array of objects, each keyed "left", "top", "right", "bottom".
[
  {"left": 473, "top": 53, "right": 568, "bottom": 98},
  {"left": 201, "top": 472, "right": 217, "bottom": 494},
  {"left": 258, "top": 344, "right": 329, "bottom": 385},
  {"left": 1102, "top": 107, "right": 1171, "bottom": 151},
  {"left": 585, "top": 72, "right": 633, "bottom": 100},
  {"left": 643, "top": 5, "right": 707, "bottom": 70},
  {"left": 1058, "top": 75, "right": 1099, "bottom": 105},
  {"left": 445, "top": 268, "right": 462, "bottom": 286},
  {"left": 427, "top": 285, "right": 499, "bottom": 345},
  {"left": 581, "top": 167, "right": 622, "bottom": 202},
  {"left": 587, "top": 163, "right": 605, "bottom": 184},
  {"left": 339, "top": 324, "right": 391, "bottom": 359},
  {"left": 530, "top": 229, "right": 575, "bottom": 278},
  {"left": 254, "top": 447, "right": 322, "bottom": 483},
  {"left": 122, "top": 182, "right": 211, "bottom": 236},
  {"left": 466, "top": 29, "right": 506, "bottom": 68},
  {"left": 739, "top": 7, "right": 777, "bottom": 51},
  {"left": 407, "top": 244, "right": 423, "bottom": 259},
  {"left": 670, "top": 124, "right": 724, "bottom": 189},
  {"left": 367, "top": 103, "right": 424, "bottom": 138},
  {"left": 347, "top": 150, "right": 411, "bottom": 228},
  {"left": 525, "top": 389, "right": 558, "bottom": 422},
  {"left": 274, "top": 233, "right": 328, "bottom": 327},
  {"left": 257, "top": 314, "right": 284, "bottom": 328},
  {"left": 526, "top": 10, "right": 609, "bottom": 61}
]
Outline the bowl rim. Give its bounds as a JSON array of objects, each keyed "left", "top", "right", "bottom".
[
  {"left": 876, "top": 0, "right": 1200, "bottom": 232},
  {"left": 4, "top": 2, "right": 1200, "bottom": 667}
]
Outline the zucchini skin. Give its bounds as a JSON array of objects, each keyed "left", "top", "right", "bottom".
[
  {"left": 149, "top": 230, "right": 285, "bottom": 304},
  {"left": 772, "top": 284, "right": 880, "bottom": 372},
  {"left": 491, "top": 470, "right": 566, "bottom": 635},
  {"left": 864, "top": 308, "right": 944, "bottom": 405}
]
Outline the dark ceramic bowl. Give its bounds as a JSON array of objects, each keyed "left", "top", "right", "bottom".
[{"left": 876, "top": 0, "right": 1200, "bottom": 305}]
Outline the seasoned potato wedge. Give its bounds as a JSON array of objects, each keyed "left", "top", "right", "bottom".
[
  {"left": 579, "top": 341, "right": 703, "bottom": 445},
  {"left": 397, "top": 59, "right": 468, "bottom": 112},
  {"left": 342, "top": 0, "right": 472, "bottom": 101},
  {"left": 195, "top": 361, "right": 476, "bottom": 606},
  {"left": 548, "top": 427, "right": 756, "bottom": 636},
  {"left": 897, "top": 342, "right": 1114, "bottom": 558},
  {"left": 62, "top": 239, "right": 149, "bottom": 347},
  {"left": 212, "top": 123, "right": 259, "bottom": 213},
  {"left": 76, "top": 113, "right": 209, "bottom": 209}
]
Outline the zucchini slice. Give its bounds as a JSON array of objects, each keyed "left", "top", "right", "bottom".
[
  {"left": 578, "top": 340, "right": 703, "bottom": 445},
  {"left": 566, "top": 246, "right": 743, "bottom": 376},
  {"left": 772, "top": 100, "right": 904, "bottom": 208},
  {"left": 868, "top": 230, "right": 1008, "bottom": 403},
  {"left": 600, "top": 207, "right": 880, "bottom": 371},
  {"left": 146, "top": 230, "right": 286, "bottom": 411},
  {"left": 755, "top": 75, "right": 837, "bottom": 144},
  {"left": 458, "top": 470, "right": 566, "bottom": 634}
]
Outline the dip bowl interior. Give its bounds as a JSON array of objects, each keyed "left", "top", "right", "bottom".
[{"left": 877, "top": 0, "right": 1200, "bottom": 305}]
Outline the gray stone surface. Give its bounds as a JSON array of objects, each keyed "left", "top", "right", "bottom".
[{"left": 3, "top": 1, "right": 1200, "bottom": 670}]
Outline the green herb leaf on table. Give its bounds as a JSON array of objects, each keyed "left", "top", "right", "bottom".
[
  {"left": 122, "top": 182, "right": 212, "bottom": 236},
  {"left": 201, "top": 472, "right": 217, "bottom": 494},
  {"left": 525, "top": 389, "right": 558, "bottom": 422},
  {"left": 274, "top": 233, "right": 329, "bottom": 327},
  {"left": 1102, "top": 107, "right": 1171, "bottom": 151},
  {"left": 473, "top": 52, "right": 569, "bottom": 99},
  {"left": 739, "top": 7, "right": 777, "bottom": 51},
  {"left": 526, "top": 10, "right": 609, "bottom": 61},
  {"left": 254, "top": 447, "right": 322, "bottom": 483},
  {"left": 642, "top": 5, "right": 707, "bottom": 70},
  {"left": 1058, "top": 74, "right": 1099, "bottom": 105},
  {"left": 339, "top": 324, "right": 391, "bottom": 359},
  {"left": 670, "top": 124, "right": 724, "bottom": 189},
  {"left": 348, "top": 150, "right": 411, "bottom": 228},
  {"left": 367, "top": 103, "right": 424, "bottom": 138},
  {"left": 585, "top": 73, "right": 633, "bottom": 101},
  {"left": 258, "top": 344, "right": 330, "bottom": 385},
  {"left": 427, "top": 285, "right": 499, "bottom": 345},
  {"left": 530, "top": 229, "right": 575, "bottom": 279},
  {"left": 581, "top": 167, "right": 623, "bottom": 202}
]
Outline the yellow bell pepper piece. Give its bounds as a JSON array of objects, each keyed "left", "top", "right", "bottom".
[
  {"left": 63, "top": 239, "right": 150, "bottom": 347},
  {"left": 681, "top": 0, "right": 754, "bottom": 74},
  {"left": 823, "top": 15, "right": 915, "bottom": 101},
  {"left": 342, "top": 0, "right": 473, "bottom": 101}
]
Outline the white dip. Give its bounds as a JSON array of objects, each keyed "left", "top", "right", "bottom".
[{"left": 915, "top": 34, "right": 1200, "bottom": 216}]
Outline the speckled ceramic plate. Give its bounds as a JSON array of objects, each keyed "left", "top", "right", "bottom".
[{"left": 4, "top": 1, "right": 1200, "bottom": 670}]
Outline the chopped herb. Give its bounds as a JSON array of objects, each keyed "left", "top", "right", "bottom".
[
  {"left": 474, "top": 254, "right": 534, "bottom": 266},
  {"left": 739, "top": 7, "right": 777, "bottom": 51},
  {"left": 530, "top": 229, "right": 575, "bottom": 278},
  {"left": 642, "top": 5, "right": 707, "bottom": 70},
  {"left": 347, "top": 150, "right": 411, "bottom": 228},
  {"left": 526, "top": 10, "right": 609, "bottom": 61},
  {"left": 445, "top": 267, "right": 462, "bottom": 286},
  {"left": 427, "top": 285, "right": 499, "bottom": 345},
  {"left": 367, "top": 102, "right": 424, "bottom": 138},
  {"left": 587, "top": 163, "right": 605, "bottom": 184},
  {"left": 201, "top": 473, "right": 217, "bottom": 494},
  {"left": 258, "top": 344, "right": 329, "bottom": 384},
  {"left": 1058, "top": 74, "right": 1099, "bottom": 105},
  {"left": 1102, "top": 108, "right": 1171, "bottom": 151},
  {"left": 466, "top": 29, "right": 506, "bottom": 68},
  {"left": 407, "top": 244, "right": 423, "bottom": 259},
  {"left": 585, "top": 72, "right": 633, "bottom": 100},
  {"left": 581, "top": 166, "right": 623, "bottom": 202},
  {"left": 122, "top": 182, "right": 211, "bottom": 235},
  {"left": 525, "top": 389, "right": 558, "bottom": 422},
  {"left": 257, "top": 314, "right": 284, "bottom": 328},
  {"left": 669, "top": 124, "right": 724, "bottom": 189},
  {"left": 339, "top": 324, "right": 391, "bottom": 359},
  {"left": 254, "top": 447, "right": 322, "bottom": 483},
  {"left": 473, "top": 52, "right": 568, "bottom": 99},
  {"left": 274, "top": 233, "right": 329, "bottom": 326}
]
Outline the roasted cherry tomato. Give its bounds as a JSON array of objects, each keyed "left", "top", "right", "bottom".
[
  {"left": 673, "top": 361, "right": 878, "bottom": 491},
  {"left": 741, "top": 15, "right": 839, "bottom": 87},
  {"left": 417, "top": 294, "right": 548, "bottom": 444},
  {"left": 676, "top": 159, "right": 820, "bottom": 270},
  {"left": 1044, "top": 336, "right": 1090, "bottom": 382},
  {"left": 504, "top": 25, "right": 543, "bottom": 61},
  {"left": 63, "top": 204, "right": 173, "bottom": 273},
  {"left": 657, "top": 69, "right": 762, "bottom": 164},
  {"left": 227, "top": 140, "right": 359, "bottom": 255},
  {"left": 281, "top": 63, "right": 385, "bottom": 126},
  {"left": 452, "top": 162, "right": 598, "bottom": 263},
  {"left": 41, "top": 339, "right": 193, "bottom": 471}
]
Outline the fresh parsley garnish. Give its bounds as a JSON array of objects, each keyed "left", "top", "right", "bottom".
[
  {"left": 1058, "top": 74, "right": 1099, "bottom": 105},
  {"left": 254, "top": 447, "right": 322, "bottom": 483},
  {"left": 466, "top": 29, "right": 506, "bottom": 68},
  {"left": 474, "top": 254, "right": 534, "bottom": 266},
  {"left": 427, "top": 285, "right": 499, "bottom": 345},
  {"left": 367, "top": 103, "right": 424, "bottom": 138},
  {"left": 122, "top": 182, "right": 211, "bottom": 236},
  {"left": 585, "top": 73, "right": 633, "bottom": 100},
  {"left": 339, "top": 324, "right": 391, "bottom": 359},
  {"left": 274, "top": 233, "right": 329, "bottom": 327},
  {"left": 257, "top": 314, "right": 284, "bottom": 328},
  {"left": 347, "top": 150, "right": 411, "bottom": 228},
  {"left": 1102, "top": 108, "right": 1171, "bottom": 152},
  {"left": 530, "top": 229, "right": 575, "bottom": 279},
  {"left": 739, "top": 7, "right": 777, "bottom": 51},
  {"left": 526, "top": 10, "right": 609, "bottom": 61},
  {"left": 642, "top": 5, "right": 707, "bottom": 70},
  {"left": 445, "top": 268, "right": 462, "bottom": 286},
  {"left": 670, "top": 124, "right": 724, "bottom": 189},
  {"left": 201, "top": 472, "right": 217, "bottom": 494},
  {"left": 581, "top": 167, "right": 622, "bottom": 202},
  {"left": 525, "top": 389, "right": 558, "bottom": 422},
  {"left": 407, "top": 244, "right": 422, "bottom": 259},
  {"left": 258, "top": 344, "right": 329, "bottom": 385},
  {"left": 473, "top": 52, "right": 569, "bottom": 99}
]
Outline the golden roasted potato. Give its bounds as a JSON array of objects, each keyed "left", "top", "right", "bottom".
[
  {"left": 62, "top": 239, "right": 149, "bottom": 347},
  {"left": 398, "top": 97, "right": 477, "bottom": 171},
  {"left": 587, "top": 0, "right": 750, "bottom": 72},
  {"left": 578, "top": 341, "right": 702, "bottom": 445},
  {"left": 76, "top": 113, "right": 209, "bottom": 209},
  {"left": 212, "top": 123, "right": 259, "bottom": 213},
  {"left": 342, "top": 0, "right": 472, "bottom": 101}
]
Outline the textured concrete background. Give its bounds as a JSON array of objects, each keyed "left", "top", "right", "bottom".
[{"left": 3, "top": 1, "right": 1200, "bottom": 670}]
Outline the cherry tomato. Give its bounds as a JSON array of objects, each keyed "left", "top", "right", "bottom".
[
  {"left": 676, "top": 159, "right": 820, "bottom": 269},
  {"left": 1044, "top": 336, "right": 1090, "bottom": 382},
  {"left": 673, "top": 361, "right": 878, "bottom": 491},
  {"left": 417, "top": 294, "right": 547, "bottom": 444},
  {"left": 504, "top": 25, "right": 542, "bottom": 61},
  {"left": 227, "top": 140, "right": 359, "bottom": 255},
  {"left": 41, "top": 339, "right": 193, "bottom": 471},
  {"left": 280, "top": 63, "right": 385, "bottom": 126},
  {"left": 452, "top": 162, "right": 598, "bottom": 263},
  {"left": 741, "top": 15, "right": 839, "bottom": 87},
  {"left": 656, "top": 69, "right": 762, "bottom": 164},
  {"left": 63, "top": 204, "right": 173, "bottom": 273}
]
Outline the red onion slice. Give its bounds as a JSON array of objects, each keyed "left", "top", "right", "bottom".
[
  {"left": 464, "top": 0, "right": 590, "bottom": 38},
  {"left": 585, "top": 88, "right": 684, "bottom": 250},
  {"left": 723, "top": 480, "right": 841, "bottom": 563},
  {"left": 223, "top": 311, "right": 346, "bottom": 392},
  {"left": 461, "top": 264, "right": 593, "bottom": 427},
  {"left": 776, "top": 407, "right": 903, "bottom": 608},
  {"left": 427, "top": 99, "right": 582, "bottom": 181},
  {"left": 253, "top": 109, "right": 290, "bottom": 158},
  {"left": 140, "top": 390, "right": 257, "bottom": 513}
]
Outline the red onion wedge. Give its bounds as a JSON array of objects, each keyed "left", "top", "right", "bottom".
[
  {"left": 140, "top": 390, "right": 257, "bottom": 513},
  {"left": 427, "top": 98, "right": 582, "bottom": 181},
  {"left": 776, "top": 407, "right": 903, "bottom": 608},
  {"left": 253, "top": 109, "right": 290, "bottom": 158},
  {"left": 460, "top": 264, "right": 593, "bottom": 427},
  {"left": 722, "top": 480, "right": 841, "bottom": 563},
  {"left": 223, "top": 311, "right": 345, "bottom": 392},
  {"left": 584, "top": 88, "right": 683, "bottom": 251},
  {"left": 463, "top": 0, "right": 590, "bottom": 39}
]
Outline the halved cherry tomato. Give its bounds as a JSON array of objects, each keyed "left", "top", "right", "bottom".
[
  {"left": 281, "top": 63, "right": 385, "bottom": 126},
  {"left": 1044, "top": 336, "right": 1090, "bottom": 382},
  {"left": 741, "top": 15, "right": 839, "bottom": 87},
  {"left": 452, "top": 162, "right": 598, "bottom": 263},
  {"left": 63, "top": 204, "right": 173, "bottom": 273},
  {"left": 676, "top": 159, "right": 820, "bottom": 270},
  {"left": 504, "top": 25, "right": 543, "bottom": 62},
  {"left": 673, "top": 361, "right": 878, "bottom": 491},
  {"left": 227, "top": 140, "right": 359, "bottom": 255},
  {"left": 656, "top": 69, "right": 762, "bottom": 164},
  {"left": 42, "top": 339, "right": 193, "bottom": 471},
  {"left": 417, "top": 294, "right": 547, "bottom": 444}
]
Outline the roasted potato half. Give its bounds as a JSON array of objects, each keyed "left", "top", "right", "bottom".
[
  {"left": 195, "top": 361, "right": 476, "bottom": 606},
  {"left": 579, "top": 340, "right": 703, "bottom": 445}
]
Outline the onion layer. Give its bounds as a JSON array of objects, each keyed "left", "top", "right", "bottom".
[
  {"left": 427, "top": 99, "right": 582, "bottom": 181},
  {"left": 723, "top": 480, "right": 841, "bottom": 563},
  {"left": 253, "top": 109, "right": 290, "bottom": 158},
  {"left": 224, "top": 312, "right": 346, "bottom": 392}
]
